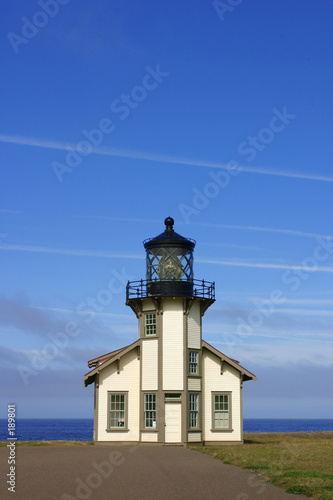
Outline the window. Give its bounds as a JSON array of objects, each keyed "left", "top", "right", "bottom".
[
  {"left": 145, "top": 313, "right": 156, "bottom": 336},
  {"left": 213, "top": 393, "right": 231, "bottom": 429},
  {"left": 164, "top": 393, "right": 181, "bottom": 401},
  {"left": 109, "top": 393, "right": 126, "bottom": 429},
  {"left": 189, "top": 394, "right": 199, "bottom": 429},
  {"left": 144, "top": 394, "right": 156, "bottom": 428},
  {"left": 189, "top": 351, "right": 198, "bottom": 374}
]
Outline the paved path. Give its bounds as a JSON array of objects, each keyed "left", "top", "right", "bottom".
[{"left": 0, "top": 445, "right": 308, "bottom": 500}]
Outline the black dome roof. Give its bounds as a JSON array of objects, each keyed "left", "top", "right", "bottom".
[{"left": 143, "top": 217, "right": 196, "bottom": 250}]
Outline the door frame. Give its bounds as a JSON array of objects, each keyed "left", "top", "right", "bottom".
[{"left": 164, "top": 401, "right": 182, "bottom": 443}]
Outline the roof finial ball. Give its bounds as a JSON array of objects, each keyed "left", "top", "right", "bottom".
[{"left": 164, "top": 216, "right": 174, "bottom": 231}]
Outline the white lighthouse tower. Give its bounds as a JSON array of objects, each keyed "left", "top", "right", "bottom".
[
  {"left": 126, "top": 216, "right": 215, "bottom": 443},
  {"left": 84, "top": 217, "right": 256, "bottom": 445}
]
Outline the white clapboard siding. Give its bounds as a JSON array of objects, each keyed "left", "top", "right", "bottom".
[
  {"left": 141, "top": 432, "right": 158, "bottom": 442},
  {"left": 188, "top": 378, "right": 201, "bottom": 391},
  {"left": 162, "top": 299, "right": 184, "bottom": 391},
  {"left": 187, "top": 302, "right": 201, "bottom": 348},
  {"left": 188, "top": 432, "right": 202, "bottom": 442},
  {"left": 97, "top": 348, "right": 140, "bottom": 441},
  {"left": 202, "top": 349, "right": 241, "bottom": 442},
  {"left": 142, "top": 339, "right": 158, "bottom": 390}
]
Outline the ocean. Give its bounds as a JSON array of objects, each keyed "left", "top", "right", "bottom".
[{"left": 1, "top": 419, "right": 333, "bottom": 441}]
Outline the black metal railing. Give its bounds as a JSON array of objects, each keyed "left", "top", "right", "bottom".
[{"left": 126, "top": 278, "right": 215, "bottom": 301}]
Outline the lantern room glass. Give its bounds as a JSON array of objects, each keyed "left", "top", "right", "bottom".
[{"left": 146, "top": 246, "right": 194, "bottom": 282}]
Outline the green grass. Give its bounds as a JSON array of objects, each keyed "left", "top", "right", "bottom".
[
  {"left": 191, "top": 432, "right": 333, "bottom": 499},
  {"left": 0, "top": 440, "right": 95, "bottom": 447}
]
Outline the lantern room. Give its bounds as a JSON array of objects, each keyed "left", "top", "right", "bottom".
[
  {"left": 126, "top": 216, "right": 215, "bottom": 301},
  {"left": 143, "top": 217, "right": 195, "bottom": 296}
]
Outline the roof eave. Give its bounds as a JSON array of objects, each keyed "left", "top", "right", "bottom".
[
  {"left": 202, "top": 340, "right": 257, "bottom": 381},
  {"left": 87, "top": 347, "right": 125, "bottom": 367},
  {"left": 83, "top": 340, "right": 140, "bottom": 387},
  {"left": 83, "top": 372, "right": 96, "bottom": 387}
]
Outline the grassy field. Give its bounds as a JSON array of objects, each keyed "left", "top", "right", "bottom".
[
  {"left": 0, "top": 440, "right": 94, "bottom": 446},
  {"left": 191, "top": 432, "right": 333, "bottom": 499},
  {"left": 1, "top": 432, "right": 332, "bottom": 497}
]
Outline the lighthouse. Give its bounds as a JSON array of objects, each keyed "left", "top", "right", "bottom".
[{"left": 84, "top": 217, "right": 256, "bottom": 445}]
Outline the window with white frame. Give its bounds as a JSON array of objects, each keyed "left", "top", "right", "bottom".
[
  {"left": 189, "top": 351, "right": 198, "bottom": 374},
  {"left": 145, "top": 313, "right": 156, "bottom": 336},
  {"left": 144, "top": 394, "right": 156, "bottom": 428},
  {"left": 213, "top": 393, "right": 231, "bottom": 429},
  {"left": 189, "top": 393, "right": 199, "bottom": 428},
  {"left": 109, "top": 393, "right": 126, "bottom": 428}
]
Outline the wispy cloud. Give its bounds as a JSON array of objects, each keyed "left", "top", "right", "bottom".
[
  {"left": 273, "top": 298, "right": 333, "bottom": 306},
  {"left": 0, "top": 296, "right": 63, "bottom": 336},
  {"left": 267, "top": 308, "right": 333, "bottom": 317},
  {"left": 247, "top": 296, "right": 333, "bottom": 307},
  {"left": 1, "top": 242, "right": 333, "bottom": 272},
  {"left": 206, "top": 322, "right": 333, "bottom": 338},
  {"left": 200, "top": 242, "right": 266, "bottom": 251},
  {"left": 0, "top": 242, "right": 143, "bottom": 259},
  {"left": 32, "top": 305, "right": 132, "bottom": 319},
  {"left": 75, "top": 215, "right": 161, "bottom": 224},
  {"left": 0, "top": 296, "right": 129, "bottom": 344},
  {"left": 213, "top": 341, "right": 333, "bottom": 367},
  {"left": 0, "top": 134, "right": 77, "bottom": 153},
  {"left": 217, "top": 331, "right": 333, "bottom": 343},
  {"left": 75, "top": 215, "right": 333, "bottom": 241},
  {"left": 196, "top": 257, "right": 333, "bottom": 273},
  {"left": 1, "top": 133, "right": 333, "bottom": 183},
  {"left": 193, "top": 222, "right": 333, "bottom": 240}
]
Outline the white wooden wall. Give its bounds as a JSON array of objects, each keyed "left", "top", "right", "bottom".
[
  {"left": 142, "top": 339, "right": 158, "bottom": 391},
  {"left": 202, "top": 349, "right": 241, "bottom": 442},
  {"left": 188, "top": 432, "right": 202, "bottom": 442},
  {"left": 141, "top": 432, "right": 158, "bottom": 442},
  {"left": 187, "top": 302, "right": 201, "bottom": 348},
  {"left": 188, "top": 378, "right": 201, "bottom": 391},
  {"left": 97, "top": 348, "right": 140, "bottom": 441},
  {"left": 162, "top": 298, "right": 184, "bottom": 391}
]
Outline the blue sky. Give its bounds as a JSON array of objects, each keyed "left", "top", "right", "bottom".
[{"left": 1, "top": 0, "right": 332, "bottom": 420}]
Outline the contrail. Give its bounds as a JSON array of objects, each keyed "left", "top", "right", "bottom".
[
  {"left": 1, "top": 133, "right": 333, "bottom": 182},
  {"left": 196, "top": 258, "right": 333, "bottom": 273},
  {"left": 0, "top": 242, "right": 143, "bottom": 259},
  {"left": 74, "top": 216, "right": 333, "bottom": 240},
  {"left": 1, "top": 242, "right": 332, "bottom": 273}
]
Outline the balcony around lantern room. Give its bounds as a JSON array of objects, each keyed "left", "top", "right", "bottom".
[{"left": 126, "top": 277, "right": 215, "bottom": 301}]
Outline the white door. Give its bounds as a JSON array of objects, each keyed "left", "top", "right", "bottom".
[{"left": 165, "top": 402, "right": 182, "bottom": 443}]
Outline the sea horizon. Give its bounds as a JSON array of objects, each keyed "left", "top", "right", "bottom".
[
  {"left": 1, "top": 418, "right": 333, "bottom": 441},
  {"left": 4, "top": 417, "right": 330, "bottom": 420}
]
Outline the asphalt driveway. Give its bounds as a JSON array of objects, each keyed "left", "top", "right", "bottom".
[{"left": 0, "top": 444, "right": 308, "bottom": 500}]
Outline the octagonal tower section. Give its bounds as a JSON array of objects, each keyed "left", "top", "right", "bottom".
[{"left": 126, "top": 217, "right": 215, "bottom": 445}]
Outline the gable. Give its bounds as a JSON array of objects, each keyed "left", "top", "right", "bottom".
[
  {"left": 83, "top": 340, "right": 140, "bottom": 387},
  {"left": 202, "top": 340, "right": 257, "bottom": 381},
  {"left": 98, "top": 347, "right": 140, "bottom": 387}
]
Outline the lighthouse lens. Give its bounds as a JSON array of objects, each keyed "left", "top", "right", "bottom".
[
  {"left": 157, "top": 254, "right": 183, "bottom": 280},
  {"left": 146, "top": 246, "right": 193, "bottom": 282}
]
